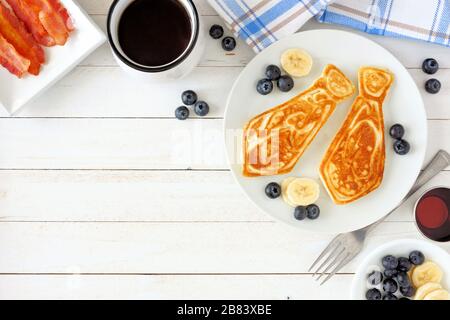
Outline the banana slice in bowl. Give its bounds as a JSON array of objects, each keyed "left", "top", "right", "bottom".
[
  {"left": 414, "top": 282, "right": 442, "bottom": 300},
  {"left": 411, "top": 261, "right": 443, "bottom": 288},
  {"left": 423, "top": 289, "right": 450, "bottom": 300},
  {"left": 350, "top": 239, "right": 450, "bottom": 300}
]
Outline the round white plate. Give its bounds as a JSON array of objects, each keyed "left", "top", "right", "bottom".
[
  {"left": 224, "top": 29, "right": 427, "bottom": 234},
  {"left": 351, "top": 239, "right": 450, "bottom": 300}
]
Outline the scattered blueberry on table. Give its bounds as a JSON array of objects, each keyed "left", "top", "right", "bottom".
[
  {"left": 277, "top": 75, "right": 294, "bottom": 92},
  {"left": 209, "top": 24, "right": 224, "bottom": 39},
  {"left": 194, "top": 101, "right": 209, "bottom": 117},
  {"left": 182, "top": 90, "right": 198, "bottom": 105},
  {"left": 222, "top": 36, "right": 236, "bottom": 51},
  {"left": 176, "top": 90, "right": 210, "bottom": 119},
  {"left": 265, "top": 65, "right": 282, "bottom": 81},
  {"left": 209, "top": 24, "right": 236, "bottom": 52},
  {"left": 265, "top": 182, "right": 282, "bottom": 199},
  {"left": 425, "top": 78, "right": 441, "bottom": 94},
  {"left": 422, "top": 58, "right": 439, "bottom": 74},
  {"left": 256, "top": 79, "right": 274, "bottom": 95},
  {"left": 175, "top": 106, "right": 189, "bottom": 120}
]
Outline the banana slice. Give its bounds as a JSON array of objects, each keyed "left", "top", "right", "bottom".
[
  {"left": 280, "top": 48, "right": 313, "bottom": 78},
  {"left": 414, "top": 282, "right": 442, "bottom": 300},
  {"left": 285, "top": 178, "right": 320, "bottom": 206},
  {"left": 411, "top": 261, "right": 443, "bottom": 288},
  {"left": 423, "top": 289, "right": 449, "bottom": 300},
  {"left": 281, "top": 177, "right": 296, "bottom": 207}
]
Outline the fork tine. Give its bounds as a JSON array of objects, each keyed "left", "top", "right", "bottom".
[
  {"left": 314, "top": 247, "right": 345, "bottom": 280},
  {"left": 308, "top": 235, "right": 341, "bottom": 272},
  {"left": 311, "top": 243, "right": 342, "bottom": 277},
  {"left": 319, "top": 253, "right": 351, "bottom": 286}
]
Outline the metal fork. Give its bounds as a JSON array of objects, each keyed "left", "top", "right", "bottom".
[{"left": 309, "top": 150, "right": 450, "bottom": 285}]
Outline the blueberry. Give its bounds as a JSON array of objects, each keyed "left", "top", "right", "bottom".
[
  {"left": 256, "top": 79, "right": 274, "bottom": 95},
  {"left": 294, "top": 206, "right": 307, "bottom": 220},
  {"left": 181, "top": 90, "right": 198, "bottom": 106},
  {"left": 175, "top": 106, "right": 189, "bottom": 120},
  {"left": 422, "top": 58, "right": 439, "bottom": 75},
  {"left": 277, "top": 75, "right": 294, "bottom": 92},
  {"left": 384, "top": 268, "right": 398, "bottom": 279},
  {"left": 265, "top": 182, "right": 281, "bottom": 199},
  {"left": 425, "top": 78, "right": 441, "bottom": 94},
  {"left": 389, "top": 124, "right": 405, "bottom": 139},
  {"left": 393, "top": 139, "right": 410, "bottom": 155},
  {"left": 409, "top": 250, "right": 425, "bottom": 265},
  {"left": 396, "top": 272, "right": 411, "bottom": 288},
  {"left": 209, "top": 24, "right": 224, "bottom": 39},
  {"left": 306, "top": 204, "right": 320, "bottom": 220},
  {"left": 397, "top": 257, "right": 412, "bottom": 272},
  {"left": 368, "top": 270, "right": 383, "bottom": 285},
  {"left": 222, "top": 36, "right": 236, "bottom": 51},
  {"left": 382, "top": 255, "right": 398, "bottom": 270},
  {"left": 399, "top": 285, "right": 415, "bottom": 298},
  {"left": 366, "top": 288, "right": 382, "bottom": 300},
  {"left": 194, "top": 101, "right": 209, "bottom": 117},
  {"left": 383, "top": 278, "right": 398, "bottom": 293},
  {"left": 265, "top": 65, "right": 281, "bottom": 81},
  {"left": 383, "top": 293, "right": 398, "bottom": 300}
]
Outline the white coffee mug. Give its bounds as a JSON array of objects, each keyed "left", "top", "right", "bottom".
[{"left": 107, "top": 0, "right": 205, "bottom": 80}]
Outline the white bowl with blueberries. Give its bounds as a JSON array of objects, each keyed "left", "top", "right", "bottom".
[{"left": 351, "top": 239, "right": 450, "bottom": 300}]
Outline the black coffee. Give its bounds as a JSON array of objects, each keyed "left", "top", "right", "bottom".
[{"left": 118, "top": 0, "right": 192, "bottom": 67}]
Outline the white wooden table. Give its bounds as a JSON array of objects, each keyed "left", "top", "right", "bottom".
[{"left": 0, "top": 0, "right": 449, "bottom": 300}]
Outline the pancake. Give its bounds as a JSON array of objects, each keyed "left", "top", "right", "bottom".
[
  {"left": 243, "top": 64, "right": 355, "bottom": 177},
  {"left": 320, "top": 66, "right": 394, "bottom": 205}
]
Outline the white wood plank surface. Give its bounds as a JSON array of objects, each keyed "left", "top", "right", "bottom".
[
  {"left": 0, "top": 0, "right": 449, "bottom": 299},
  {"left": 9, "top": 66, "right": 450, "bottom": 119},
  {"left": 0, "top": 119, "right": 447, "bottom": 170},
  {"left": 0, "top": 170, "right": 449, "bottom": 223},
  {"left": 0, "top": 222, "right": 448, "bottom": 274},
  {"left": 0, "top": 274, "right": 353, "bottom": 299}
]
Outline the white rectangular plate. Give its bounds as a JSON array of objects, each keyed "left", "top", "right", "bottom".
[{"left": 0, "top": 0, "right": 105, "bottom": 115}]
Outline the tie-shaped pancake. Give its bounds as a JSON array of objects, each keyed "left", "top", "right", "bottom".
[
  {"left": 243, "top": 64, "right": 355, "bottom": 177},
  {"left": 320, "top": 67, "right": 394, "bottom": 204}
]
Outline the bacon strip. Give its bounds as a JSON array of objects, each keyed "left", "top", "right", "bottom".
[
  {"left": 45, "top": 0, "right": 73, "bottom": 31},
  {"left": 0, "top": 1, "right": 44, "bottom": 75},
  {"left": 0, "top": 31, "right": 30, "bottom": 77},
  {"left": 5, "top": 0, "right": 73, "bottom": 46},
  {"left": 5, "top": 0, "right": 55, "bottom": 46},
  {"left": 39, "top": 0, "right": 73, "bottom": 45}
]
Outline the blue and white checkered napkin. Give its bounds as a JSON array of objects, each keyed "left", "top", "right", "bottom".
[{"left": 208, "top": 0, "right": 450, "bottom": 52}]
